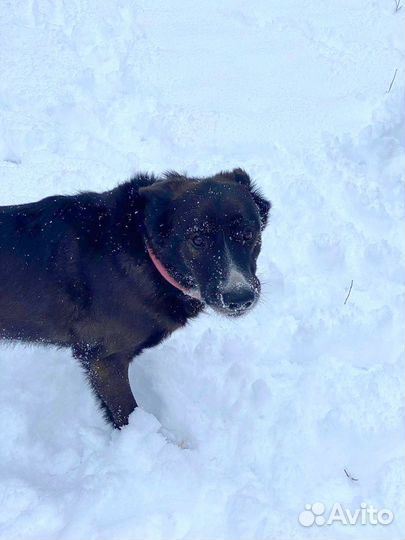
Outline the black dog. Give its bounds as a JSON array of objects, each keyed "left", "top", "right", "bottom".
[{"left": 0, "top": 169, "right": 270, "bottom": 428}]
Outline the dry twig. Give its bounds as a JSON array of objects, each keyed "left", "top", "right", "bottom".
[
  {"left": 344, "top": 468, "right": 359, "bottom": 482},
  {"left": 344, "top": 280, "right": 353, "bottom": 305},
  {"left": 387, "top": 69, "right": 398, "bottom": 93}
]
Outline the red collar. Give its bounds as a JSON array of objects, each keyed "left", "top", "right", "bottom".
[{"left": 146, "top": 245, "right": 201, "bottom": 300}]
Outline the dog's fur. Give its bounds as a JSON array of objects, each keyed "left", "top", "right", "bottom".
[{"left": 0, "top": 169, "right": 270, "bottom": 427}]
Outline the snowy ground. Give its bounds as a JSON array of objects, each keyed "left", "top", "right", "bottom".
[{"left": 0, "top": 1, "right": 404, "bottom": 539}]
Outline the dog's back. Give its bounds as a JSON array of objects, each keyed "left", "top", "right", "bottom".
[{"left": 0, "top": 196, "right": 79, "bottom": 344}]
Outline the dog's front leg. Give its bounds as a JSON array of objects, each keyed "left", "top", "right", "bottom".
[{"left": 86, "top": 351, "right": 137, "bottom": 429}]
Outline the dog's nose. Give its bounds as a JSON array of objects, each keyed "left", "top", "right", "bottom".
[{"left": 221, "top": 288, "right": 255, "bottom": 312}]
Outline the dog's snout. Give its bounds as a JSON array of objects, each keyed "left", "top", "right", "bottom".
[{"left": 221, "top": 287, "right": 255, "bottom": 312}]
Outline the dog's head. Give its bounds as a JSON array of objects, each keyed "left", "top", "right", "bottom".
[{"left": 140, "top": 169, "right": 271, "bottom": 317}]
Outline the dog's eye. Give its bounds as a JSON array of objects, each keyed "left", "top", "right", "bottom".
[
  {"left": 191, "top": 234, "right": 205, "bottom": 248},
  {"left": 242, "top": 228, "right": 254, "bottom": 242}
]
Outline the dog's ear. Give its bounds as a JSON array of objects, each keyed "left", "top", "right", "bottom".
[
  {"left": 220, "top": 168, "right": 252, "bottom": 187},
  {"left": 139, "top": 179, "right": 186, "bottom": 238},
  {"left": 231, "top": 167, "right": 252, "bottom": 187},
  {"left": 139, "top": 182, "right": 173, "bottom": 239},
  {"left": 223, "top": 168, "right": 271, "bottom": 230},
  {"left": 251, "top": 189, "right": 271, "bottom": 230},
  {"left": 139, "top": 181, "right": 175, "bottom": 206},
  {"left": 139, "top": 179, "right": 190, "bottom": 209}
]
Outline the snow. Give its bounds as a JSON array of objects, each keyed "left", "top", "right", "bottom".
[{"left": 0, "top": 0, "right": 404, "bottom": 538}]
